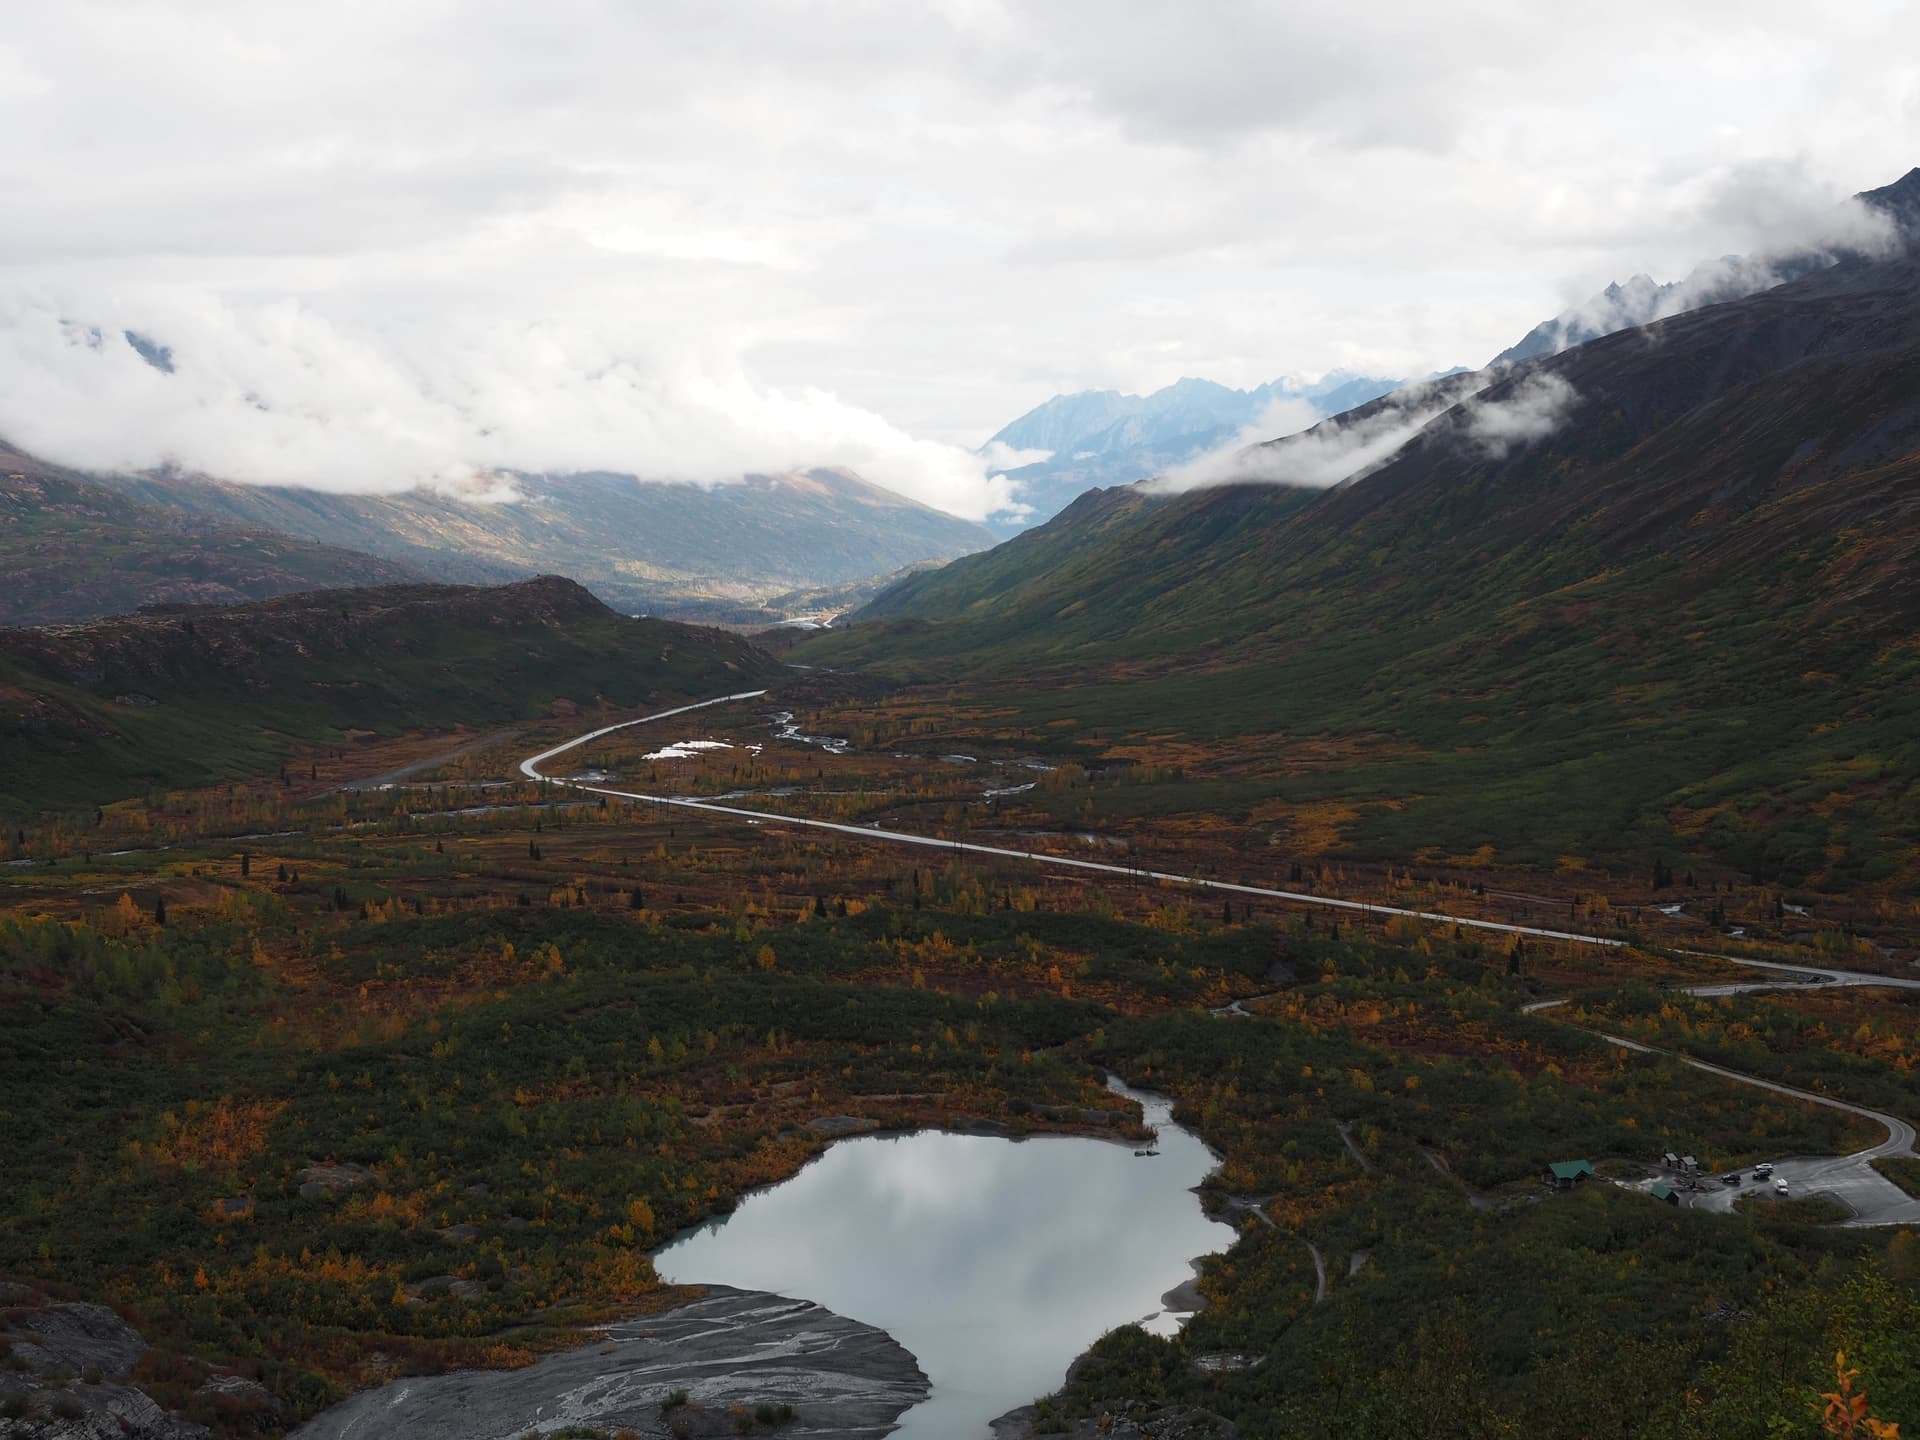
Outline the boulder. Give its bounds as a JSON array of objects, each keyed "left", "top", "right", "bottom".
[
  {"left": 806, "top": 1115, "right": 879, "bottom": 1137},
  {"left": 296, "top": 1162, "right": 374, "bottom": 1201}
]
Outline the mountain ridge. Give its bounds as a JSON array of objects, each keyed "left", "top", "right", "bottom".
[
  {"left": 0, "top": 575, "right": 775, "bottom": 811},
  {"left": 819, "top": 239, "right": 1920, "bottom": 886},
  {"left": 65, "top": 462, "right": 995, "bottom": 620},
  {"left": 1489, "top": 165, "right": 1920, "bottom": 367},
  {"left": 0, "top": 444, "right": 427, "bottom": 624}
]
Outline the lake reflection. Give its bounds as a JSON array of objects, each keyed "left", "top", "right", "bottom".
[{"left": 653, "top": 1082, "right": 1232, "bottom": 1438}]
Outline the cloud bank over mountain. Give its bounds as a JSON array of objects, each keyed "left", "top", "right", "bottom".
[
  {"left": 0, "top": 4, "right": 1914, "bottom": 518},
  {"left": 0, "top": 293, "right": 1026, "bottom": 520}
]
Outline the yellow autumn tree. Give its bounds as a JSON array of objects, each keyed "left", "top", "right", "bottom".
[{"left": 626, "top": 1197, "right": 656, "bottom": 1238}]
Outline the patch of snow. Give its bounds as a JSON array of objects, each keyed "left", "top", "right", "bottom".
[{"left": 643, "top": 740, "right": 735, "bottom": 761}]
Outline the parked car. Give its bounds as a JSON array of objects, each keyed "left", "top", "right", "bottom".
[
  {"left": 1754, "top": 1161, "right": 1774, "bottom": 1179},
  {"left": 1721, "top": 1173, "right": 1741, "bottom": 1186},
  {"left": 1774, "top": 1178, "right": 1790, "bottom": 1195}
]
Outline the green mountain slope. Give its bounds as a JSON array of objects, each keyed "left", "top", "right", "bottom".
[
  {"left": 0, "top": 447, "right": 422, "bottom": 624},
  {"left": 0, "top": 577, "right": 774, "bottom": 813},
  {"left": 812, "top": 247, "right": 1920, "bottom": 888}
]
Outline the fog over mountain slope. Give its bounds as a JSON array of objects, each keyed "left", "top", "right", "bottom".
[
  {"left": 820, "top": 193, "right": 1920, "bottom": 881},
  {"left": 982, "top": 372, "right": 1400, "bottom": 531},
  {"left": 1489, "top": 166, "right": 1919, "bottom": 367}
]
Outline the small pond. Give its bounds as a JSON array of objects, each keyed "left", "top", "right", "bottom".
[{"left": 654, "top": 1079, "right": 1231, "bottom": 1437}]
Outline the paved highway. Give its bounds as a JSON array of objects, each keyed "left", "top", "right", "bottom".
[
  {"left": 523, "top": 693, "right": 1920, "bottom": 1226},
  {"left": 524, "top": 693, "right": 1649, "bottom": 950}
]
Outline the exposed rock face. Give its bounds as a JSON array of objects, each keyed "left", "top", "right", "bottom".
[
  {"left": 296, "top": 1162, "right": 376, "bottom": 1201},
  {"left": 289, "top": 1286, "right": 928, "bottom": 1440},
  {"left": 191, "top": 1375, "right": 281, "bottom": 1432},
  {"left": 805, "top": 1115, "right": 880, "bottom": 1137},
  {"left": 4, "top": 1303, "right": 147, "bottom": 1381},
  {"left": 0, "top": 1298, "right": 205, "bottom": 1440}
]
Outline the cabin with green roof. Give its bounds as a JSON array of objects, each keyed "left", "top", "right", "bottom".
[
  {"left": 1649, "top": 1182, "right": 1679, "bottom": 1205},
  {"left": 1546, "top": 1159, "right": 1595, "bottom": 1191}
]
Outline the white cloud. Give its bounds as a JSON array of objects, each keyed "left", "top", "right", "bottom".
[
  {"left": 1463, "top": 373, "right": 1579, "bottom": 458},
  {"left": 0, "top": 290, "right": 1028, "bottom": 520},
  {"left": 979, "top": 440, "right": 1053, "bottom": 471},
  {"left": 1156, "top": 383, "right": 1459, "bottom": 493},
  {"left": 1156, "top": 369, "right": 1579, "bottom": 494},
  {"left": 0, "top": 1, "right": 1913, "bottom": 513}
]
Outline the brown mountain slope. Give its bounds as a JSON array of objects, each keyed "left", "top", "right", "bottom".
[
  {"left": 0, "top": 447, "right": 422, "bottom": 624},
  {"left": 82, "top": 464, "right": 995, "bottom": 616},
  {"left": 0, "top": 576, "right": 775, "bottom": 813}
]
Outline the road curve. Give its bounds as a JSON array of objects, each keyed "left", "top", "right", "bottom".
[
  {"left": 523, "top": 695, "right": 1920, "bottom": 988},
  {"left": 524, "top": 694, "right": 1920, "bottom": 1224},
  {"left": 524, "top": 694, "right": 1647, "bottom": 951},
  {"left": 1525, "top": 995, "right": 1920, "bottom": 1225}
]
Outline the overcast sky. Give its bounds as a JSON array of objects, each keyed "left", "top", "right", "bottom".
[{"left": 1, "top": 2, "right": 1915, "bottom": 519}]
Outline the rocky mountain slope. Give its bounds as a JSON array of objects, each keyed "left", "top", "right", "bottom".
[
  {"left": 0, "top": 448, "right": 421, "bottom": 625},
  {"left": 0, "top": 577, "right": 774, "bottom": 812}
]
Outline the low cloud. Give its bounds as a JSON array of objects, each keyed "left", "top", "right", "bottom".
[
  {"left": 1153, "top": 382, "right": 1457, "bottom": 494},
  {"left": 1463, "top": 373, "right": 1579, "bottom": 458},
  {"left": 978, "top": 439, "right": 1053, "bottom": 472},
  {"left": 1153, "top": 368, "right": 1580, "bottom": 494},
  {"left": 0, "top": 290, "right": 1027, "bottom": 522},
  {"left": 1516, "top": 162, "right": 1904, "bottom": 363}
]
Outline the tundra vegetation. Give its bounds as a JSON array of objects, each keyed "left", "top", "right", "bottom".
[{"left": 2, "top": 689, "right": 1915, "bottom": 1439}]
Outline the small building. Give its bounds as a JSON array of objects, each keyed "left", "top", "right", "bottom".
[
  {"left": 1663, "top": 1151, "right": 1681, "bottom": 1170},
  {"left": 1547, "top": 1159, "right": 1596, "bottom": 1191},
  {"left": 1681, "top": 1154, "right": 1700, "bottom": 1174},
  {"left": 1649, "top": 1182, "right": 1679, "bottom": 1206}
]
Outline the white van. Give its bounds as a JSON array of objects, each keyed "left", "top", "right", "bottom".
[{"left": 1774, "top": 1178, "right": 1790, "bottom": 1196}]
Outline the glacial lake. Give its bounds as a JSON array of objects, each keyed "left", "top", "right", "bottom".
[{"left": 653, "top": 1080, "right": 1233, "bottom": 1438}]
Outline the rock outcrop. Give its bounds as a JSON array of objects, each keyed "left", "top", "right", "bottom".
[
  {"left": 0, "top": 1292, "right": 205, "bottom": 1440},
  {"left": 290, "top": 1286, "right": 927, "bottom": 1440}
]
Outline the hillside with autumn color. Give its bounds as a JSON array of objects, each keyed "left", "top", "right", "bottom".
[{"left": 813, "top": 226, "right": 1920, "bottom": 893}]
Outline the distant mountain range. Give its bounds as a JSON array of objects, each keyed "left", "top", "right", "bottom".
[
  {"left": 983, "top": 372, "right": 1401, "bottom": 531},
  {"left": 3, "top": 457, "right": 995, "bottom": 626},
  {"left": 983, "top": 172, "right": 1920, "bottom": 533},
  {"left": 94, "top": 464, "right": 997, "bottom": 617}
]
